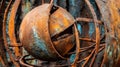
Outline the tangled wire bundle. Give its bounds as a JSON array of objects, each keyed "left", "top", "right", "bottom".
[{"left": 1, "top": 0, "right": 120, "bottom": 67}]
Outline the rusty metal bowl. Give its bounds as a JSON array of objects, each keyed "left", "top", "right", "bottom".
[{"left": 19, "top": 4, "right": 75, "bottom": 61}]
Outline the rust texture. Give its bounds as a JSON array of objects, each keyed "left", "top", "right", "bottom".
[
  {"left": 8, "top": 0, "right": 21, "bottom": 58},
  {"left": 2, "top": 0, "right": 20, "bottom": 67},
  {"left": 19, "top": 3, "right": 75, "bottom": 61},
  {"left": 1, "top": 0, "right": 120, "bottom": 67},
  {"left": 96, "top": 0, "right": 120, "bottom": 66}
]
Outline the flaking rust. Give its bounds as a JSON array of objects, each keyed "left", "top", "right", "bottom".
[{"left": 19, "top": 3, "right": 75, "bottom": 61}]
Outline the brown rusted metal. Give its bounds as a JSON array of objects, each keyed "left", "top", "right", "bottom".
[
  {"left": 53, "top": 34, "right": 75, "bottom": 56},
  {"left": 19, "top": 4, "right": 75, "bottom": 61},
  {"left": 3, "top": 0, "right": 120, "bottom": 66},
  {"left": 96, "top": 0, "right": 120, "bottom": 66},
  {"left": 2, "top": 0, "right": 21, "bottom": 67},
  {"left": 49, "top": 6, "right": 75, "bottom": 37},
  {"left": 76, "top": 17, "right": 102, "bottom": 24},
  {"left": 8, "top": 0, "right": 21, "bottom": 59}
]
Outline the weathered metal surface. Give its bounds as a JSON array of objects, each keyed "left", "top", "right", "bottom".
[
  {"left": 8, "top": 0, "right": 21, "bottom": 58},
  {"left": 96, "top": 0, "right": 120, "bottom": 66},
  {"left": 53, "top": 34, "right": 75, "bottom": 56},
  {"left": 19, "top": 4, "right": 75, "bottom": 61},
  {"left": 49, "top": 6, "right": 75, "bottom": 37}
]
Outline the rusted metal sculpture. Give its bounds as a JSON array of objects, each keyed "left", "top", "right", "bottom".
[
  {"left": 19, "top": 3, "right": 75, "bottom": 61},
  {"left": 1, "top": 0, "right": 120, "bottom": 67}
]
